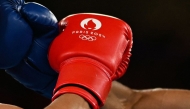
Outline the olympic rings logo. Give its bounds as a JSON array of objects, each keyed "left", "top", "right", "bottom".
[{"left": 79, "top": 34, "right": 97, "bottom": 41}]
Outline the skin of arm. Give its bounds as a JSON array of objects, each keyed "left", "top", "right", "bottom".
[
  {"left": 0, "top": 103, "right": 23, "bottom": 109},
  {"left": 44, "top": 93, "right": 91, "bottom": 109},
  {"left": 102, "top": 81, "right": 190, "bottom": 109}
]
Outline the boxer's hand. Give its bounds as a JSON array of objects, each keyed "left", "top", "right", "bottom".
[
  {"left": 0, "top": 0, "right": 59, "bottom": 98},
  {"left": 0, "top": 0, "right": 33, "bottom": 68},
  {"left": 48, "top": 13, "right": 133, "bottom": 109}
]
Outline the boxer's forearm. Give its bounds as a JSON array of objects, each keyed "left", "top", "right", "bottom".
[
  {"left": 0, "top": 103, "right": 23, "bottom": 109},
  {"left": 44, "top": 94, "right": 90, "bottom": 109},
  {"left": 133, "top": 89, "right": 190, "bottom": 109},
  {"left": 111, "top": 81, "right": 190, "bottom": 109}
]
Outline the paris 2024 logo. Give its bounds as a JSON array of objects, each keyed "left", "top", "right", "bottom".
[{"left": 72, "top": 18, "right": 106, "bottom": 41}]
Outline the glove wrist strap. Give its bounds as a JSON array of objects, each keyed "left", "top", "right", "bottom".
[{"left": 52, "top": 58, "right": 112, "bottom": 108}]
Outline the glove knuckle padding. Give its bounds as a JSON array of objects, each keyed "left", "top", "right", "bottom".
[
  {"left": 114, "top": 27, "right": 133, "bottom": 79},
  {"left": 1, "top": 0, "right": 59, "bottom": 98},
  {"left": 21, "top": 2, "right": 58, "bottom": 37},
  {"left": 0, "top": 0, "right": 32, "bottom": 68},
  {"left": 0, "top": 0, "right": 58, "bottom": 68}
]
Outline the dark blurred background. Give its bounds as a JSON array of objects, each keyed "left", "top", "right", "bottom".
[{"left": 0, "top": 0, "right": 190, "bottom": 108}]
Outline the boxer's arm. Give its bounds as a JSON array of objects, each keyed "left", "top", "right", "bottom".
[
  {"left": 133, "top": 88, "right": 190, "bottom": 109},
  {"left": 105, "top": 81, "right": 190, "bottom": 109},
  {"left": 0, "top": 103, "right": 23, "bottom": 109}
]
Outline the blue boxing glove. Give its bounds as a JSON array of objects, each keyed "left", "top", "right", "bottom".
[{"left": 0, "top": 0, "right": 59, "bottom": 98}]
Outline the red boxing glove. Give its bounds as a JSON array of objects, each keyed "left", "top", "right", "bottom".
[{"left": 48, "top": 13, "right": 133, "bottom": 109}]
